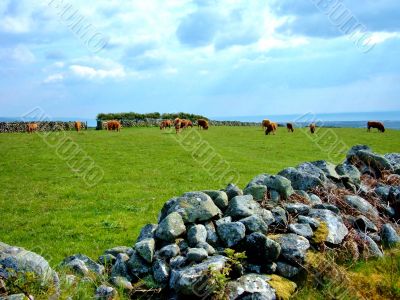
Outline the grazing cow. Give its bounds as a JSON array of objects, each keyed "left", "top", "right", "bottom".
[
  {"left": 107, "top": 120, "right": 121, "bottom": 132},
  {"left": 310, "top": 123, "right": 316, "bottom": 134},
  {"left": 74, "top": 121, "right": 82, "bottom": 132},
  {"left": 27, "top": 123, "right": 38, "bottom": 133},
  {"left": 367, "top": 121, "right": 385, "bottom": 133},
  {"left": 160, "top": 120, "right": 172, "bottom": 130},
  {"left": 174, "top": 118, "right": 182, "bottom": 134},
  {"left": 265, "top": 124, "right": 275, "bottom": 135},
  {"left": 271, "top": 122, "right": 278, "bottom": 133},
  {"left": 187, "top": 120, "right": 193, "bottom": 128},
  {"left": 197, "top": 119, "right": 209, "bottom": 130},
  {"left": 287, "top": 123, "right": 294, "bottom": 132},
  {"left": 262, "top": 119, "right": 271, "bottom": 129}
]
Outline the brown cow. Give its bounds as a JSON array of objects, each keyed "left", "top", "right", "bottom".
[
  {"left": 107, "top": 120, "right": 121, "bottom": 132},
  {"left": 271, "top": 122, "right": 278, "bottom": 133},
  {"left": 197, "top": 119, "right": 209, "bottom": 130},
  {"left": 74, "top": 121, "right": 82, "bottom": 132},
  {"left": 262, "top": 119, "right": 271, "bottom": 129},
  {"left": 26, "top": 123, "right": 38, "bottom": 133},
  {"left": 287, "top": 123, "right": 294, "bottom": 132},
  {"left": 174, "top": 118, "right": 182, "bottom": 134},
  {"left": 187, "top": 120, "right": 193, "bottom": 128},
  {"left": 310, "top": 123, "right": 316, "bottom": 134},
  {"left": 367, "top": 121, "right": 385, "bottom": 133},
  {"left": 160, "top": 120, "right": 172, "bottom": 130},
  {"left": 265, "top": 123, "right": 275, "bottom": 135}
]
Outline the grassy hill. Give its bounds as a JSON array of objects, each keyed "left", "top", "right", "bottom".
[{"left": 0, "top": 126, "right": 399, "bottom": 265}]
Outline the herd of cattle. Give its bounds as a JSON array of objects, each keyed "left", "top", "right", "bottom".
[{"left": 24, "top": 119, "right": 386, "bottom": 134}]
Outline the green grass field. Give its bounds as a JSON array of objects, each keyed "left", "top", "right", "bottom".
[{"left": 0, "top": 126, "right": 399, "bottom": 265}]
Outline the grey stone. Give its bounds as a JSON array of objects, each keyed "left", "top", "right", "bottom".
[
  {"left": 110, "top": 276, "right": 133, "bottom": 291},
  {"left": 336, "top": 161, "right": 362, "bottom": 186},
  {"left": 135, "top": 238, "right": 155, "bottom": 263},
  {"left": 271, "top": 234, "right": 310, "bottom": 264},
  {"left": 278, "top": 167, "right": 324, "bottom": 191},
  {"left": 246, "top": 264, "right": 262, "bottom": 274},
  {"left": 217, "top": 222, "right": 246, "bottom": 247},
  {"left": 177, "top": 239, "right": 189, "bottom": 253},
  {"left": 216, "top": 216, "right": 233, "bottom": 227},
  {"left": 311, "top": 160, "right": 341, "bottom": 180},
  {"left": 284, "top": 203, "right": 310, "bottom": 215},
  {"left": 269, "top": 190, "right": 281, "bottom": 204},
  {"left": 381, "top": 224, "right": 400, "bottom": 247},
  {"left": 62, "top": 254, "right": 104, "bottom": 276},
  {"left": 385, "top": 153, "right": 400, "bottom": 173},
  {"left": 271, "top": 207, "right": 288, "bottom": 227},
  {"left": 170, "top": 256, "right": 187, "bottom": 269},
  {"left": 153, "top": 258, "right": 170, "bottom": 284},
  {"left": 111, "top": 253, "right": 130, "bottom": 280},
  {"left": 95, "top": 285, "right": 117, "bottom": 300},
  {"left": 357, "top": 232, "right": 383, "bottom": 258},
  {"left": 294, "top": 190, "right": 310, "bottom": 201},
  {"left": 247, "top": 174, "right": 269, "bottom": 187},
  {"left": 244, "top": 233, "right": 281, "bottom": 264},
  {"left": 226, "top": 274, "right": 276, "bottom": 300},
  {"left": 0, "top": 294, "right": 27, "bottom": 300},
  {"left": 313, "top": 203, "right": 340, "bottom": 214},
  {"left": 137, "top": 224, "right": 158, "bottom": 242},
  {"left": 239, "top": 215, "right": 269, "bottom": 235},
  {"left": 225, "top": 195, "right": 261, "bottom": 219},
  {"left": 308, "top": 209, "right": 349, "bottom": 244},
  {"left": 203, "top": 190, "right": 229, "bottom": 210},
  {"left": 347, "top": 145, "right": 393, "bottom": 175},
  {"left": 244, "top": 184, "right": 268, "bottom": 201},
  {"left": 288, "top": 223, "right": 314, "bottom": 239},
  {"left": 187, "top": 224, "right": 207, "bottom": 247},
  {"left": 169, "top": 255, "right": 228, "bottom": 295},
  {"left": 158, "top": 244, "right": 180, "bottom": 260},
  {"left": 258, "top": 209, "right": 275, "bottom": 226},
  {"left": 264, "top": 175, "right": 294, "bottom": 199},
  {"left": 375, "top": 185, "right": 391, "bottom": 202},
  {"left": 186, "top": 248, "right": 208, "bottom": 263},
  {"left": 155, "top": 212, "right": 186, "bottom": 242},
  {"left": 308, "top": 193, "right": 322, "bottom": 205},
  {"left": 297, "top": 216, "right": 320, "bottom": 230},
  {"left": 196, "top": 242, "right": 216, "bottom": 255},
  {"left": 204, "top": 221, "right": 220, "bottom": 247},
  {"left": 344, "top": 195, "right": 379, "bottom": 217},
  {"left": 276, "top": 261, "right": 301, "bottom": 279},
  {"left": 226, "top": 183, "right": 244, "bottom": 200},
  {"left": 127, "top": 251, "right": 151, "bottom": 278},
  {"left": 104, "top": 246, "right": 134, "bottom": 257},
  {"left": 98, "top": 254, "right": 116, "bottom": 266},
  {"left": 354, "top": 216, "right": 378, "bottom": 232}
]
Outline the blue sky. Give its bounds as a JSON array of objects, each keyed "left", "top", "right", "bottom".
[{"left": 1, "top": 0, "right": 400, "bottom": 118}]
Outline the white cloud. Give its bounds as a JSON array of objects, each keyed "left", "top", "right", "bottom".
[
  {"left": 43, "top": 73, "right": 64, "bottom": 84},
  {"left": 367, "top": 32, "right": 400, "bottom": 45},
  {"left": 69, "top": 64, "right": 126, "bottom": 79}
]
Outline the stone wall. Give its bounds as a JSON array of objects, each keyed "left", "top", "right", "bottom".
[{"left": 0, "top": 121, "right": 88, "bottom": 133}]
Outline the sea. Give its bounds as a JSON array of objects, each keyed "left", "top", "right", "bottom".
[{"left": 1, "top": 111, "right": 400, "bottom": 129}]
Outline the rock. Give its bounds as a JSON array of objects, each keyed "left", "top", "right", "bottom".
[
  {"left": 308, "top": 209, "right": 348, "bottom": 244},
  {"left": 244, "top": 184, "right": 268, "bottom": 201},
  {"left": 264, "top": 175, "right": 294, "bottom": 199},
  {"left": 288, "top": 223, "right": 313, "bottom": 239},
  {"left": 135, "top": 238, "right": 155, "bottom": 263},
  {"left": 357, "top": 232, "right": 383, "bottom": 258},
  {"left": 127, "top": 251, "right": 151, "bottom": 278},
  {"left": 216, "top": 216, "right": 233, "bottom": 227},
  {"left": 297, "top": 162, "right": 328, "bottom": 182},
  {"left": 276, "top": 261, "right": 301, "bottom": 279},
  {"left": 153, "top": 258, "right": 170, "bottom": 284},
  {"left": 311, "top": 161, "right": 341, "bottom": 180},
  {"left": 336, "top": 162, "right": 361, "bottom": 186},
  {"left": 313, "top": 203, "right": 340, "bottom": 214},
  {"left": 65, "top": 274, "right": 77, "bottom": 286},
  {"left": 98, "top": 254, "right": 116, "bottom": 266},
  {"left": 104, "top": 246, "right": 134, "bottom": 257},
  {"left": 385, "top": 153, "right": 400, "bottom": 173},
  {"left": 297, "top": 216, "right": 320, "bottom": 230},
  {"left": 247, "top": 174, "right": 270, "bottom": 187},
  {"left": 264, "top": 263, "right": 277, "bottom": 274},
  {"left": 269, "top": 190, "right": 281, "bottom": 204},
  {"left": 187, "top": 225, "right": 208, "bottom": 247},
  {"left": 278, "top": 167, "right": 323, "bottom": 191},
  {"left": 271, "top": 207, "right": 288, "bottom": 227},
  {"left": 161, "top": 192, "right": 222, "bottom": 223},
  {"left": 258, "top": 209, "right": 275, "bottom": 225},
  {"left": 225, "top": 195, "right": 261, "bottom": 219},
  {"left": 308, "top": 193, "right": 322, "bottom": 205},
  {"left": 369, "top": 233, "right": 381, "bottom": 244},
  {"left": 375, "top": 185, "right": 391, "bottom": 202},
  {"left": 110, "top": 276, "right": 133, "bottom": 291},
  {"left": 226, "top": 183, "right": 244, "bottom": 200},
  {"left": 196, "top": 242, "right": 216, "bottom": 255},
  {"left": 111, "top": 254, "right": 130, "bottom": 279},
  {"left": 271, "top": 234, "right": 310, "bottom": 264},
  {"left": 344, "top": 195, "right": 379, "bottom": 217},
  {"left": 284, "top": 203, "right": 310, "bottom": 215},
  {"left": 354, "top": 216, "right": 378, "bottom": 232},
  {"left": 177, "top": 239, "right": 189, "bottom": 253},
  {"left": 244, "top": 233, "right": 281, "bottom": 264},
  {"left": 347, "top": 145, "right": 393, "bottom": 175},
  {"left": 239, "top": 215, "right": 269, "bottom": 235},
  {"left": 186, "top": 248, "right": 208, "bottom": 263},
  {"left": 294, "top": 190, "right": 311, "bottom": 201},
  {"left": 204, "top": 221, "right": 220, "bottom": 247},
  {"left": 226, "top": 274, "right": 276, "bottom": 300},
  {"left": 170, "top": 255, "right": 228, "bottom": 295},
  {"left": 170, "top": 256, "right": 187, "bottom": 269},
  {"left": 381, "top": 224, "right": 400, "bottom": 247},
  {"left": 137, "top": 224, "right": 158, "bottom": 242},
  {"left": 0, "top": 243, "right": 59, "bottom": 294},
  {"left": 62, "top": 254, "right": 104, "bottom": 276},
  {"left": 217, "top": 222, "right": 246, "bottom": 247},
  {"left": 246, "top": 264, "right": 262, "bottom": 274},
  {"left": 158, "top": 244, "right": 180, "bottom": 260},
  {"left": 203, "top": 190, "right": 229, "bottom": 210},
  {"left": 0, "top": 294, "right": 27, "bottom": 300},
  {"left": 95, "top": 285, "right": 117, "bottom": 300},
  {"left": 155, "top": 212, "right": 186, "bottom": 242}
]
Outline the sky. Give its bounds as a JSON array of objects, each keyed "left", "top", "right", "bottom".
[{"left": 1, "top": 0, "right": 400, "bottom": 119}]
